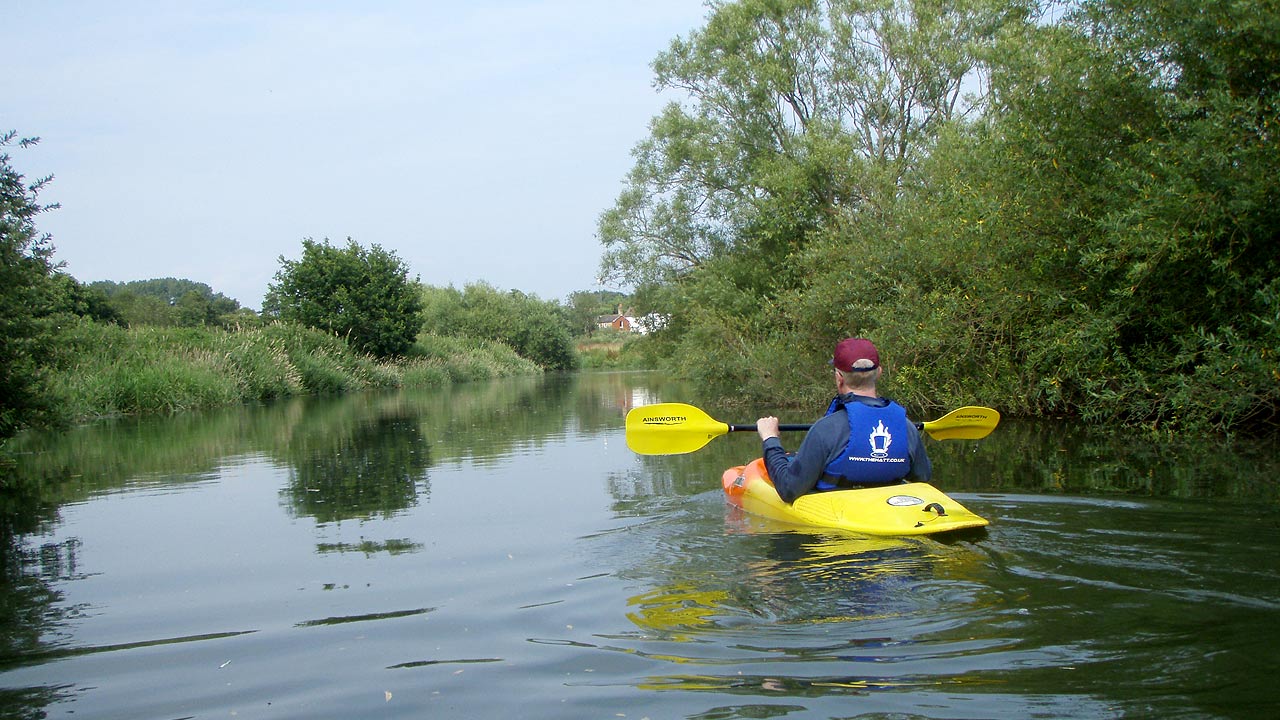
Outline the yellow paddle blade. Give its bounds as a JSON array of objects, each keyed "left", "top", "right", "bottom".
[
  {"left": 921, "top": 406, "right": 1000, "bottom": 440},
  {"left": 625, "top": 403, "right": 731, "bottom": 455}
]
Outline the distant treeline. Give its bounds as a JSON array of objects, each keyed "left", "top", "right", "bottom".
[
  {"left": 87, "top": 277, "right": 254, "bottom": 328},
  {"left": 1, "top": 153, "right": 646, "bottom": 439},
  {"left": 598, "top": 0, "right": 1278, "bottom": 436}
]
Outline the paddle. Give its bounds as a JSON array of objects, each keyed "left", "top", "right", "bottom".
[{"left": 625, "top": 402, "right": 1000, "bottom": 455}]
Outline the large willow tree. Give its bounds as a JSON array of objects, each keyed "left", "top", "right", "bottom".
[
  {"left": 810, "top": 0, "right": 1280, "bottom": 432},
  {"left": 598, "top": 0, "right": 1027, "bottom": 402},
  {"left": 602, "top": 0, "right": 1279, "bottom": 434},
  {"left": 598, "top": 0, "right": 1017, "bottom": 290}
]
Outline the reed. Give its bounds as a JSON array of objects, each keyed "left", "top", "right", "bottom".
[
  {"left": 409, "top": 333, "right": 541, "bottom": 384},
  {"left": 41, "top": 320, "right": 543, "bottom": 422}
]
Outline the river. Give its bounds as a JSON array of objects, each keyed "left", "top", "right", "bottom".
[{"left": 1, "top": 372, "right": 1277, "bottom": 719}]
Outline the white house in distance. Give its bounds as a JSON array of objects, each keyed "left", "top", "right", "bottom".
[
  {"left": 596, "top": 304, "right": 667, "bottom": 335},
  {"left": 596, "top": 304, "right": 637, "bottom": 332}
]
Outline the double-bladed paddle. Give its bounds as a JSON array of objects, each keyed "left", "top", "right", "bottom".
[{"left": 625, "top": 402, "right": 1000, "bottom": 455}]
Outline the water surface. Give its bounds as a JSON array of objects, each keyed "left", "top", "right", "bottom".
[{"left": 2, "top": 372, "right": 1277, "bottom": 719}]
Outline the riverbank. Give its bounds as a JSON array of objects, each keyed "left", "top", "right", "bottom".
[
  {"left": 575, "top": 340, "right": 648, "bottom": 370},
  {"left": 37, "top": 319, "right": 542, "bottom": 424}
]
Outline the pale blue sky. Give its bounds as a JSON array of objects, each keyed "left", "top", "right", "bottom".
[{"left": 6, "top": 1, "right": 707, "bottom": 309}]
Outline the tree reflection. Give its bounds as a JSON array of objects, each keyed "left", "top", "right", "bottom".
[
  {"left": 279, "top": 403, "right": 432, "bottom": 524},
  {"left": 0, "top": 475, "right": 78, "bottom": 719},
  {"left": 315, "top": 538, "right": 424, "bottom": 556}
]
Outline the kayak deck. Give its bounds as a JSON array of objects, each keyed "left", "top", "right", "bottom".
[{"left": 721, "top": 458, "right": 988, "bottom": 536}]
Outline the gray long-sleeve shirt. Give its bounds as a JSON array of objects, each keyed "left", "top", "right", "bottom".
[{"left": 762, "top": 394, "right": 932, "bottom": 503}]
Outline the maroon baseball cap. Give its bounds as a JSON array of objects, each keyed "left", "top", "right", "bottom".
[{"left": 831, "top": 337, "right": 879, "bottom": 372}]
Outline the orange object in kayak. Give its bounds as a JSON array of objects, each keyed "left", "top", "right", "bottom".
[{"left": 721, "top": 458, "right": 989, "bottom": 536}]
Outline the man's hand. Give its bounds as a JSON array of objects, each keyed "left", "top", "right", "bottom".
[{"left": 756, "top": 416, "right": 781, "bottom": 441}]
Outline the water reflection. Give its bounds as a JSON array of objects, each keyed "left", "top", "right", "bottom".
[
  {"left": 932, "top": 416, "right": 1280, "bottom": 500},
  {"left": 626, "top": 584, "right": 729, "bottom": 642},
  {"left": 0, "top": 477, "right": 83, "bottom": 715},
  {"left": 0, "top": 373, "right": 671, "bottom": 694},
  {"left": 279, "top": 400, "right": 431, "bottom": 524},
  {"left": 1, "top": 373, "right": 653, "bottom": 504},
  {"left": 622, "top": 531, "right": 958, "bottom": 640},
  {"left": 315, "top": 538, "right": 424, "bottom": 556},
  {"left": 599, "top": 512, "right": 1021, "bottom": 715},
  {"left": 0, "top": 536, "right": 78, "bottom": 665},
  {"left": 0, "top": 478, "right": 77, "bottom": 718},
  {"left": 0, "top": 371, "right": 1277, "bottom": 720}
]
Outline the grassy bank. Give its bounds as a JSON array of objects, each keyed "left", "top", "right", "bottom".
[
  {"left": 575, "top": 331, "right": 657, "bottom": 370},
  {"left": 41, "top": 319, "right": 542, "bottom": 422}
]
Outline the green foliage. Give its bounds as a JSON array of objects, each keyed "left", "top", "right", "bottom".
[
  {"left": 279, "top": 402, "right": 431, "bottom": 524},
  {"left": 90, "top": 277, "right": 242, "bottom": 328},
  {"left": 30, "top": 318, "right": 544, "bottom": 423},
  {"left": 871, "top": 0, "right": 1280, "bottom": 432},
  {"left": 599, "top": 0, "right": 1016, "bottom": 292},
  {"left": 265, "top": 238, "right": 424, "bottom": 358},
  {"left": 565, "top": 289, "right": 631, "bottom": 337},
  {"left": 604, "top": 0, "right": 1279, "bottom": 435},
  {"left": 0, "top": 132, "right": 61, "bottom": 439},
  {"left": 575, "top": 332, "right": 658, "bottom": 370},
  {"left": 93, "top": 289, "right": 172, "bottom": 326},
  {"left": 50, "top": 274, "right": 124, "bottom": 324},
  {"left": 409, "top": 332, "right": 542, "bottom": 383},
  {"left": 420, "top": 283, "right": 579, "bottom": 371},
  {"left": 44, "top": 322, "right": 240, "bottom": 418}
]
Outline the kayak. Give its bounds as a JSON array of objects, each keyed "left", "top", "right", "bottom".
[{"left": 721, "top": 458, "right": 989, "bottom": 536}]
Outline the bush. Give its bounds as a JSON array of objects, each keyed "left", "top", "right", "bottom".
[
  {"left": 265, "top": 238, "right": 424, "bottom": 358},
  {"left": 420, "top": 283, "right": 578, "bottom": 371},
  {"left": 410, "top": 332, "right": 542, "bottom": 383}
]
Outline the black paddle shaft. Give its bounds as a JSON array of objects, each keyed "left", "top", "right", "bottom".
[
  {"left": 728, "top": 422, "right": 928, "bottom": 433},
  {"left": 726, "top": 423, "right": 812, "bottom": 433}
]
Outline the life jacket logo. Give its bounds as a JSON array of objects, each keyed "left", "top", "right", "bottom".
[{"left": 868, "top": 420, "right": 892, "bottom": 458}]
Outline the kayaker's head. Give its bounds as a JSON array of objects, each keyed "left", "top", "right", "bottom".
[{"left": 831, "top": 337, "right": 881, "bottom": 395}]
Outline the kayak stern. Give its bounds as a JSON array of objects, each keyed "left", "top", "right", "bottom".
[{"left": 722, "top": 459, "right": 988, "bottom": 536}]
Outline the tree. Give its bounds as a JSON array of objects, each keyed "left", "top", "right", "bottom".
[
  {"left": 90, "top": 278, "right": 243, "bottom": 327},
  {"left": 421, "top": 283, "right": 579, "bottom": 371},
  {"left": 175, "top": 290, "right": 217, "bottom": 328},
  {"left": 598, "top": 0, "right": 1015, "bottom": 290},
  {"left": 595, "top": 0, "right": 1026, "bottom": 403},
  {"left": 566, "top": 290, "right": 630, "bottom": 337},
  {"left": 0, "top": 131, "right": 60, "bottom": 439},
  {"left": 265, "top": 238, "right": 424, "bottom": 359},
  {"left": 981, "top": 0, "right": 1280, "bottom": 430},
  {"left": 50, "top": 273, "right": 123, "bottom": 325},
  {"left": 753, "top": 0, "right": 1278, "bottom": 432}
]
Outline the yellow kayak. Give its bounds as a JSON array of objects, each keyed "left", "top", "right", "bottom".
[{"left": 721, "top": 458, "right": 989, "bottom": 536}]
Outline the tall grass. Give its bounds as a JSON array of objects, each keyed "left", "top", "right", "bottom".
[
  {"left": 407, "top": 333, "right": 541, "bottom": 384},
  {"left": 575, "top": 335, "right": 654, "bottom": 370},
  {"left": 41, "top": 320, "right": 543, "bottom": 422}
]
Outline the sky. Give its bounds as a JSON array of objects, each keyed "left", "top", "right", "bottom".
[{"left": 5, "top": 1, "right": 709, "bottom": 310}]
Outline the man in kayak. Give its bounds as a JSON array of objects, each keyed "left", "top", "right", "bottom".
[{"left": 756, "top": 337, "right": 932, "bottom": 503}]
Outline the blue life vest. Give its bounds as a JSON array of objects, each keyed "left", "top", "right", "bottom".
[{"left": 817, "top": 397, "right": 912, "bottom": 489}]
